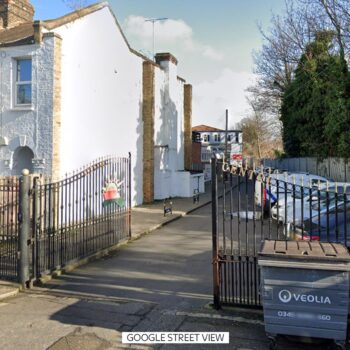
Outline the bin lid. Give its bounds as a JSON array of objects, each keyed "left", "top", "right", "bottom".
[{"left": 258, "top": 240, "right": 350, "bottom": 267}]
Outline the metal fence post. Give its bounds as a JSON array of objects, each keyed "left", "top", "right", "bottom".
[
  {"left": 128, "top": 152, "right": 132, "bottom": 239},
  {"left": 211, "top": 155, "right": 220, "bottom": 309},
  {"left": 32, "top": 177, "right": 40, "bottom": 281},
  {"left": 345, "top": 159, "right": 347, "bottom": 182},
  {"left": 18, "top": 169, "right": 30, "bottom": 288}
]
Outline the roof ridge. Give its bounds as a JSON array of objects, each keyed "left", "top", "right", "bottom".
[
  {"left": 192, "top": 124, "right": 224, "bottom": 132},
  {"left": 0, "top": 1, "right": 163, "bottom": 71},
  {"left": 41, "top": 2, "right": 161, "bottom": 67},
  {"left": 43, "top": 2, "right": 108, "bottom": 30}
]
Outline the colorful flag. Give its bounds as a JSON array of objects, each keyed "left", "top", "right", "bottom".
[{"left": 102, "top": 181, "right": 125, "bottom": 207}]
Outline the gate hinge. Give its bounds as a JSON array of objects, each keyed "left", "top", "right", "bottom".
[{"left": 212, "top": 257, "right": 220, "bottom": 265}]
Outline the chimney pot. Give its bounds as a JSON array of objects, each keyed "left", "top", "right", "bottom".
[{"left": 155, "top": 53, "right": 178, "bottom": 66}]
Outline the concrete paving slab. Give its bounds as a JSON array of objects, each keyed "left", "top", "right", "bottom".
[
  {"left": 130, "top": 182, "right": 212, "bottom": 239},
  {"left": 0, "top": 280, "right": 20, "bottom": 299},
  {"left": 47, "top": 328, "right": 112, "bottom": 350},
  {"left": 0, "top": 284, "right": 19, "bottom": 300}
]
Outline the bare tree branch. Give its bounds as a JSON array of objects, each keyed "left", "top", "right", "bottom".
[{"left": 62, "top": 0, "right": 88, "bottom": 11}]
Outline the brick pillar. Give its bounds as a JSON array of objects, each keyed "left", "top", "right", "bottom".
[
  {"left": 184, "top": 84, "right": 192, "bottom": 171},
  {"left": 50, "top": 33, "right": 62, "bottom": 181},
  {"left": 142, "top": 61, "right": 155, "bottom": 203}
]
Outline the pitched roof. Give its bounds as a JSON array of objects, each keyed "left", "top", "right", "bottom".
[
  {"left": 0, "top": 22, "right": 35, "bottom": 46},
  {"left": 0, "top": 2, "right": 107, "bottom": 47},
  {"left": 42, "top": 2, "right": 106, "bottom": 30},
  {"left": 192, "top": 125, "right": 223, "bottom": 132},
  {"left": 0, "top": 1, "right": 171, "bottom": 72}
]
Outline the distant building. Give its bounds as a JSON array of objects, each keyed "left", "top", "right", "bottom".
[{"left": 192, "top": 124, "right": 243, "bottom": 181}]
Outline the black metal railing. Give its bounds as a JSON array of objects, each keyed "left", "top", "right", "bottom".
[
  {"left": 0, "top": 155, "right": 131, "bottom": 285},
  {"left": 212, "top": 158, "right": 350, "bottom": 308},
  {"left": 30, "top": 156, "right": 131, "bottom": 280},
  {"left": 0, "top": 177, "right": 19, "bottom": 280}
]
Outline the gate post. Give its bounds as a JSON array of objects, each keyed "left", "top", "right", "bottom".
[
  {"left": 211, "top": 155, "right": 220, "bottom": 309},
  {"left": 128, "top": 152, "right": 132, "bottom": 239},
  {"left": 18, "top": 169, "right": 31, "bottom": 289}
]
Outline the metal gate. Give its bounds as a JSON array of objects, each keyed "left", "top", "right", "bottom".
[
  {"left": 0, "top": 177, "right": 19, "bottom": 280},
  {"left": 0, "top": 155, "right": 131, "bottom": 285},
  {"left": 29, "top": 155, "right": 131, "bottom": 282},
  {"left": 211, "top": 157, "right": 350, "bottom": 308},
  {"left": 212, "top": 159, "right": 266, "bottom": 308}
]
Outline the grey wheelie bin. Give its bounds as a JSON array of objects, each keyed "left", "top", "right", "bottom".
[{"left": 258, "top": 240, "right": 350, "bottom": 350}]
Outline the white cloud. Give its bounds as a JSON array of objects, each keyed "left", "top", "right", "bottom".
[
  {"left": 201, "top": 45, "right": 224, "bottom": 61},
  {"left": 124, "top": 15, "right": 222, "bottom": 61},
  {"left": 193, "top": 69, "right": 257, "bottom": 128},
  {"left": 124, "top": 16, "right": 192, "bottom": 42}
]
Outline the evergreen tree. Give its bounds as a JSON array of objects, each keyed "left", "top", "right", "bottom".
[{"left": 281, "top": 31, "right": 350, "bottom": 158}]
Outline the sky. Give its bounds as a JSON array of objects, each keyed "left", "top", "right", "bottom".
[{"left": 31, "top": 0, "right": 286, "bottom": 128}]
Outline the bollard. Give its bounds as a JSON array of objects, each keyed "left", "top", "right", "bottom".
[
  {"left": 193, "top": 189, "right": 200, "bottom": 204},
  {"left": 18, "top": 169, "right": 30, "bottom": 289}
]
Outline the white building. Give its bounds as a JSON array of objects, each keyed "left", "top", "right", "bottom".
[
  {"left": 0, "top": 0, "right": 203, "bottom": 205},
  {"left": 192, "top": 124, "right": 243, "bottom": 181}
]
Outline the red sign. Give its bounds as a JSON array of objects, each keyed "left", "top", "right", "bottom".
[{"left": 231, "top": 154, "right": 243, "bottom": 160}]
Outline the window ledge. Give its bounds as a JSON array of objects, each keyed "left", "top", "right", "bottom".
[{"left": 11, "top": 105, "right": 34, "bottom": 111}]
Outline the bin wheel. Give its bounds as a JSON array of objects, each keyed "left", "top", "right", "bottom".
[
  {"left": 334, "top": 341, "right": 346, "bottom": 350},
  {"left": 268, "top": 336, "right": 277, "bottom": 350}
]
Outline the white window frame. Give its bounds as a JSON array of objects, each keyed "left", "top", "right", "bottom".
[
  {"left": 201, "top": 149, "right": 211, "bottom": 162},
  {"left": 203, "top": 134, "right": 210, "bottom": 143},
  {"left": 14, "top": 57, "right": 32, "bottom": 108}
]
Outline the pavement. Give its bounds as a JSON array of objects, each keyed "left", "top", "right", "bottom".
[
  {"left": 0, "top": 183, "right": 347, "bottom": 349},
  {"left": 130, "top": 183, "right": 212, "bottom": 238}
]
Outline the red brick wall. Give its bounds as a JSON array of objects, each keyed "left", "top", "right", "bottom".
[
  {"left": 192, "top": 142, "right": 201, "bottom": 164},
  {"left": 142, "top": 61, "right": 155, "bottom": 204}
]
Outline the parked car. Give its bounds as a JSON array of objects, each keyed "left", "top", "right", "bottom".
[
  {"left": 271, "top": 178, "right": 332, "bottom": 222},
  {"left": 254, "top": 166, "right": 274, "bottom": 175},
  {"left": 292, "top": 199, "right": 350, "bottom": 247},
  {"left": 273, "top": 183, "right": 350, "bottom": 229},
  {"left": 256, "top": 172, "right": 328, "bottom": 213}
]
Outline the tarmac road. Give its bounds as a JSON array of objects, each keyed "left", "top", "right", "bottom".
[{"left": 0, "top": 203, "right": 347, "bottom": 349}]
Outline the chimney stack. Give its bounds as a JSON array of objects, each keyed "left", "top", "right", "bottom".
[{"left": 0, "top": 0, "right": 34, "bottom": 29}]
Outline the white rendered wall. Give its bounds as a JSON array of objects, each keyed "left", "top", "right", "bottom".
[
  {"left": 154, "top": 59, "right": 190, "bottom": 199},
  {"left": 176, "top": 78, "right": 185, "bottom": 171},
  {"left": 51, "top": 7, "right": 144, "bottom": 205},
  {"left": 173, "top": 172, "right": 204, "bottom": 197},
  {"left": 0, "top": 36, "right": 55, "bottom": 176},
  {"left": 154, "top": 67, "right": 170, "bottom": 199}
]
